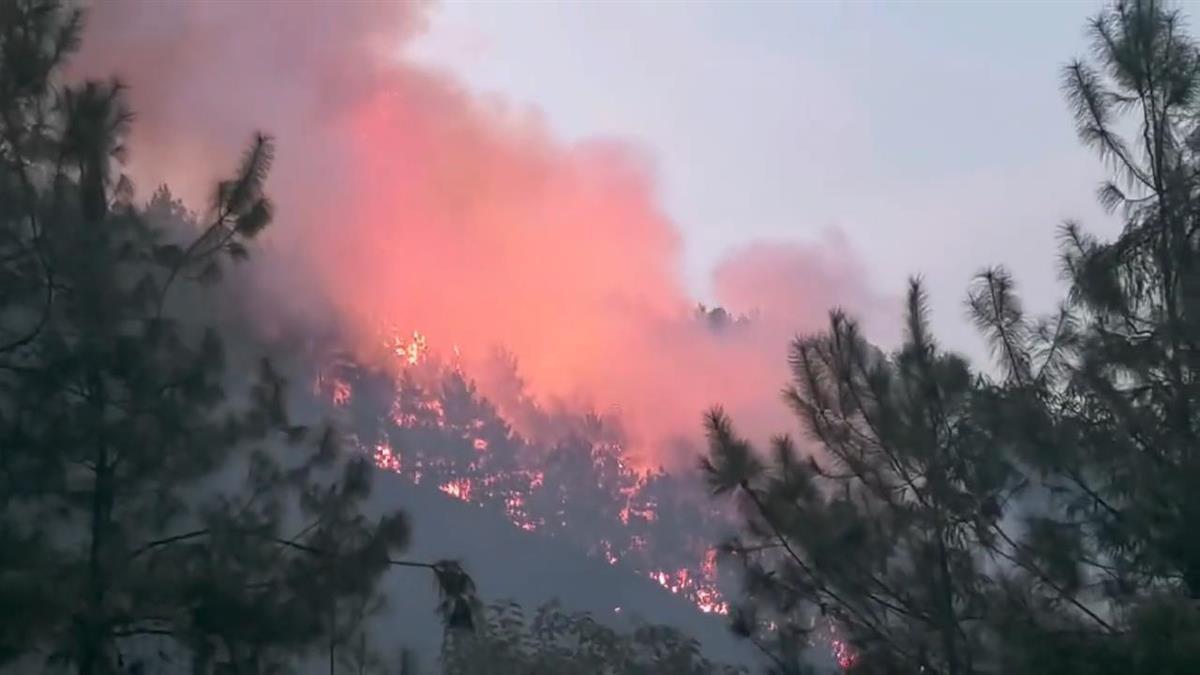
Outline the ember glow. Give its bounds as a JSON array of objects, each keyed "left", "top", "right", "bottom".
[
  {"left": 316, "top": 339, "right": 733, "bottom": 615},
  {"left": 828, "top": 622, "right": 858, "bottom": 670},
  {"left": 387, "top": 329, "right": 430, "bottom": 367},
  {"left": 648, "top": 568, "right": 728, "bottom": 616}
]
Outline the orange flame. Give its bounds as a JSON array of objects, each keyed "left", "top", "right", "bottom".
[
  {"left": 386, "top": 329, "right": 429, "bottom": 366},
  {"left": 439, "top": 478, "right": 472, "bottom": 501},
  {"left": 318, "top": 335, "right": 733, "bottom": 616}
]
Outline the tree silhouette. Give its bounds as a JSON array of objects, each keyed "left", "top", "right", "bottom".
[
  {"left": 0, "top": 3, "right": 475, "bottom": 673},
  {"left": 704, "top": 288, "right": 1008, "bottom": 675},
  {"left": 706, "top": 1, "right": 1200, "bottom": 673}
]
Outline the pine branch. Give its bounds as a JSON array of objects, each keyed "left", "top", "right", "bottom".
[
  {"left": 0, "top": 105, "right": 54, "bottom": 357},
  {"left": 1063, "top": 60, "right": 1156, "bottom": 192},
  {"left": 111, "top": 628, "right": 174, "bottom": 638},
  {"left": 127, "top": 529, "right": 211, "bottom": 559},
  {"left": 735, "top": 481, "right": 917, "bottom": 666},
  {"left": 968, "top": 268, "right": 1030, "bottom": 385},
  {"left": 156, "top": 132, "right": 274, "bottom": 313},
  {"left": 986, "top": 523, "right": 1116, "bottom": 633}
]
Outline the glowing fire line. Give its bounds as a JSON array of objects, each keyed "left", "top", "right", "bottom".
[{"left": 318, "top": 329, "right": 866, "bottom": 666}]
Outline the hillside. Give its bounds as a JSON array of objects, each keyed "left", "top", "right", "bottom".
[{"left": 353, "top": 468, "right": 759, "bottom": 672}]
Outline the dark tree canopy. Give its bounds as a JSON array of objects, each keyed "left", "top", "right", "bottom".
[
  {"left": 706, "top": 1, "right": 1200, "bottom": 673},
  {"left": 0, "top": 3, "right": 475, "bottom": 673},
  {"left": 23, "top": 1, "right": 1200, "bottom": 674}
]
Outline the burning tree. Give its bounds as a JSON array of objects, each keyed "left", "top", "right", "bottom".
[{"left": 0, "top": 3, "right": 474, "bottom": 672}]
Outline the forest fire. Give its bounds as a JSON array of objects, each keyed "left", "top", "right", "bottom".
[
  {"left": 829, "top": 623, "right": 858, "bottom": 670},
  {"left": 438, "top": 478, "right": 473, "bottom": 501},
  {"left": 68, "top": 1, "right": 892, "bottom": 668},
  {"left": 314, "top": 330, "right": 734, "bottom": 618},
  {"left": 649, "top": 569, "right": 728, "bottom": 615},
  {"left": 386, "top": 329, "right": 429, "bottom": 366}
]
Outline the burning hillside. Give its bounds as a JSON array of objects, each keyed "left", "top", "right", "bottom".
[
  {"left": 307, "top": 328, "right": 857, "bottom": 669},
  {"left": 313, "top": 329, "right": 736, "bottom": 616},
  {"left": 74, "top": 1, "right": 888, "bottom": 670}
]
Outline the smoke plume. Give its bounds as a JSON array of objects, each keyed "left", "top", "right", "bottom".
[{"left": 75, "top": 0, "right": 888, "bottom": 466}]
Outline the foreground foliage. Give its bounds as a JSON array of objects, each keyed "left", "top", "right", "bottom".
[
  {"left": 707, "top": 1, "right": 1200, "bottom": 673},
  {"left": 442, "top": 601, "right": 745, "bottom": 675},
  {"left": 0, "top": 2, "right": 473, "bottom": 673}
]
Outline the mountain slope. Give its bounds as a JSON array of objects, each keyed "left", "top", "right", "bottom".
[{"left": 355, "top": 467, "right": 757, "bottom": 672}]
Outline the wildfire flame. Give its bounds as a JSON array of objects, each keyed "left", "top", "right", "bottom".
[
  {"left": 316, "top": 329, "right": 862, "bottom": 669},
  {"left": 438, "top": 478, "right": 472, "bottom": 501},
  {"left": 647, "top": 548, "right": 728, "bottom": 615},
  {"left": 386, "top": 329, "right": 429, "bottom": 366},
  {"left": 314, "top": 328, "right": 731, "bottom": 618},
  {"left": 828, "top": 622, "right": 858, "bottom": 670}
]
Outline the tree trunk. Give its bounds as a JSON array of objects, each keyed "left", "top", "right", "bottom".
[{"left": 81, "top": 373, "right": 112, "bottom": 675}]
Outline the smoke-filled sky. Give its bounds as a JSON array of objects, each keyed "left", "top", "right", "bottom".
[
  {"left": 73, "top": 0, "right": 1181, "bottom": 466},
  {"left": 409, "top": 0, "right": 1146, "bottom": 355}
]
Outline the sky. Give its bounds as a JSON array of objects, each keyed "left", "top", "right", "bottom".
[{"left": 406, "top": 0, "right": 1168, "bottom": 357}]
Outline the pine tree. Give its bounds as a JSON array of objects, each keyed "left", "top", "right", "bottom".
[
  {"left": 973, "top": 0, "right": 1200, "bottom": 670},
  {"left": 704, "top": 2, "right": 1200, "bottom": 673},
  {"left": 703, "top": 287, "right": 1018, "bottom": 675},
  {"left": 0, "top": 3, "right": 475, "bottom": 673}
]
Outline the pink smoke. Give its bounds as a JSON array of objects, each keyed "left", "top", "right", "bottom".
[{"left": 74, "top": 1, "right": 889, "bottom": 467}]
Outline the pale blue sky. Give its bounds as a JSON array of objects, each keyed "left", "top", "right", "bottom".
[{"left": 408, "top": 0, "right": 1196, "bottom": 356}]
